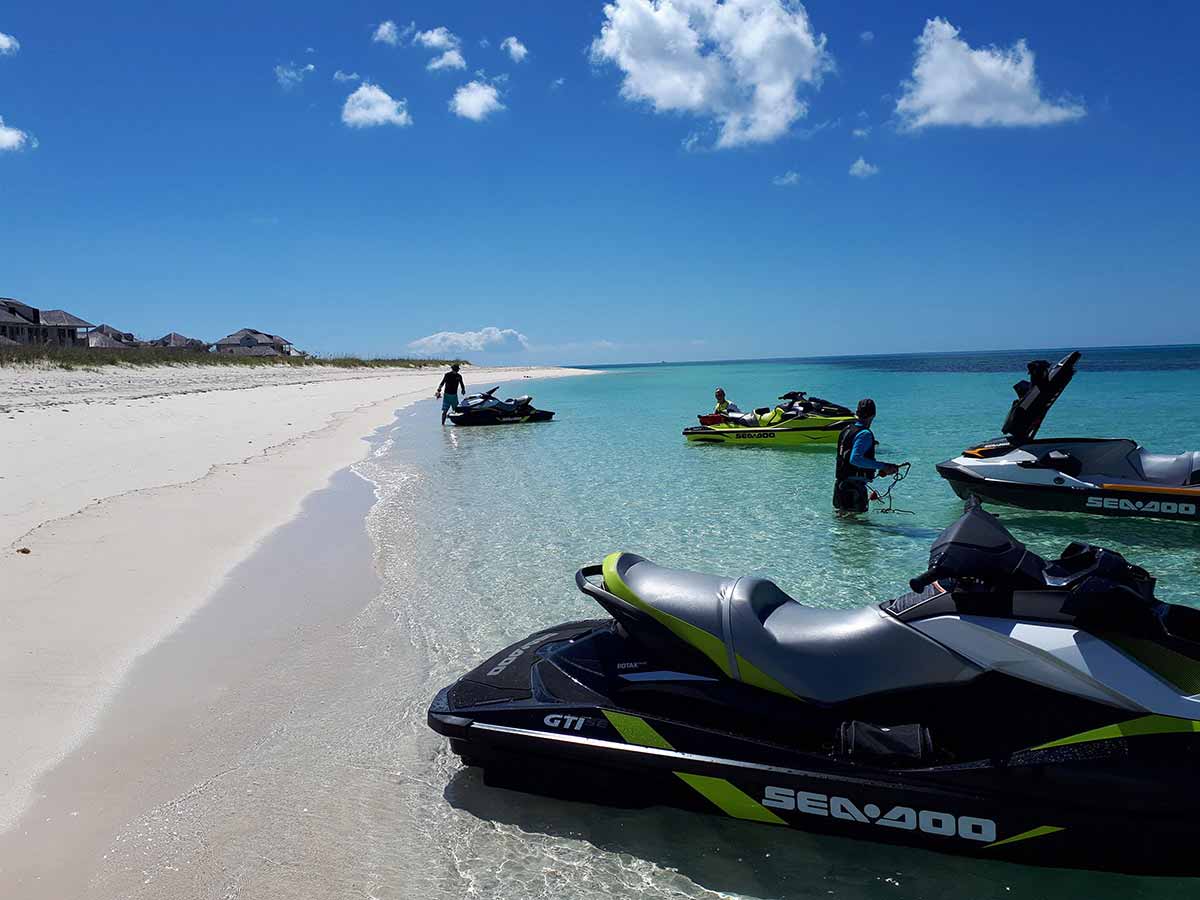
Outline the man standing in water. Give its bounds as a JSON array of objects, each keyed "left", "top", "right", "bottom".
[
  {"left": 833, "top": 398, "right": 903, "bottom": 516},
  {"left": 435, "top": 363, "right": 466, "bottom": 425}
]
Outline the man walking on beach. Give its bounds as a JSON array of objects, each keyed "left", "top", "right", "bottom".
[
  {"left": 833, "top": 398, "right": 903, "bottom": 516},
  {"left": 436, "top": 364, "right": 466, "bottom": 425}
]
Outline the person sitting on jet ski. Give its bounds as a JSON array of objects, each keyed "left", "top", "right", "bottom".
[
  {"left": 713, "top": 388, "right": 741, "bottom": 415},
  {"left": 834, "top": 398, "right": 904, "bottom": 515}
]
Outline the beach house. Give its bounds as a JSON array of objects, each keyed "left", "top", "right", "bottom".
[
  {"left": 152, "top": 332, "right": 209, "bottom": 351},
  {"left": 0, "top": 299, "right": 95, "bottom": 347},
  {"left": 213, "top": 328, "right": 295, "bottom": 357},
  {"left": 88, "top": 324, "right": 139, "bottom": 349}
]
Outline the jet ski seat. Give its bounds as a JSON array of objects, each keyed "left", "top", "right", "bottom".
[
  {"left": 1134, "top": 449, "right": 1200, "bottom": 486},
  {"left": 605, "top": 553, "right": 979, "bottom": 704}
]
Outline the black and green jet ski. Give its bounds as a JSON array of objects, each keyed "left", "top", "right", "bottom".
[
  {"left": 684, "top": 391, "right": 854, "bottom": 447},
  {"left": 430, "top": 503, "right": 1200, "bottom": 875}
]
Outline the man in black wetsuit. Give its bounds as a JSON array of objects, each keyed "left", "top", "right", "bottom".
[
  {"left": 435, "top": 364, "right": 466, "bottom": 425},
  {"left": 833, "top": 398, "right": 903, "bottom": 516}
]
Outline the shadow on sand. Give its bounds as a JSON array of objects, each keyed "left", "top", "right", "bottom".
[{"left": 442, "top": 768, "right": 1186, "bottom": 900}]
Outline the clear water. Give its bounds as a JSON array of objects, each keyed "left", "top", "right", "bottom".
[{"left": 357, "top": 348, "right": 1200, "bottom": 899}]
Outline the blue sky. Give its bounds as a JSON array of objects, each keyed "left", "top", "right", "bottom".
[{"left": 1, "top": 1, "right": 1196, "bottom": 363}]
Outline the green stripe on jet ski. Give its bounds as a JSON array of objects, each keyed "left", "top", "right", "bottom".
[
  {"left": 986, "top": 825, "right": 1065, "bottom": 849},
  {"left": 675, "top": 773, "right": 787, "bottom": 824},
  {"left": 1032, "top": 714, "right": 1200, "bottom": 751},
  {"left": 602, "top": 552, "right": 734, "bottom": 678},
  {"left": 735, "top": 656, "right": 798, "bottom": 699},
  {"left": 601, "top": 710, "right": 786, "bottom": 825},
  {"left": 602, "top": 710, "right": 673, "bottom": 750}
]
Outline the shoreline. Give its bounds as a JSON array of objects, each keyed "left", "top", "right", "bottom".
[{"left": 0, "top": 364, "right": 592, "bottom": 837}]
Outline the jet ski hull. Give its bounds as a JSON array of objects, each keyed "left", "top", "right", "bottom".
[
  {"left": 430, "top": 622, "right": 1200, "bottom": 876},
  {"left": 683, "top": 417, "right": 852, "bottom": 446},
  {"left": 938, "top": 456, "right": 1200, "bottom": 522},
  {"left": 449, "top": 408, "right": 555, "bottom": 426}
]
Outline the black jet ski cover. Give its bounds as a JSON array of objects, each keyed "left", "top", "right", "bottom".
[{"left": 1001, "top": 350, "right": 1080, "bottom": 444}]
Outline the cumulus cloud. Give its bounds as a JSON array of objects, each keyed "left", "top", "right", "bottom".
[
  {"left": 334, "top": 70, "right": 360, "bottom": 82},
  {"left": 590, "top": 0, "right": 832, "bottom": 149},
  {"left": 373, "top": 20, "right": 413, "bottom": 46},
  {"left": 896, "top": 18, "right": 1085, "bottom": 130},
  {"left": 413, "top": 27, "right": 460, "bottom": 51},
  {"left": 852, "top": 126, "right": 869, "bottom": 138},
  {"left": 451, "top": 80, "right": 505, "bottom": 121},
  {"left": 849, "top": 156, "right": 878, "bottom": 178},
  {"left": 408, "top": 326, "right": 529, "bottom": 355},
  {"left": 341, "top": 83, "right": 413, "bottom": 128},
  {"left": 772, "top": 170, "right": 801, "bottom": 187},
  {"left": 0, "top": 31, "right": 19, "bottom": 55},
  {"left": 0, "top": 115, "right": 31, "bottom": 151},
  {"left": 551, "top": 76, "right": 566, "bottom": 90},
  {"left": 500, "top": 36, "right": 528, "bottom": 62},
  {"left": 428, "top": 48, "right": 466, "bottom": 71},
  {"left": 274, "top": 62, "right": 314, "bottom": 90}
]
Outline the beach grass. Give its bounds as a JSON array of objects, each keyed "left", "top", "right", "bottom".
[{"left": 0, "top": 346, "right": 467, "bottom": 370}]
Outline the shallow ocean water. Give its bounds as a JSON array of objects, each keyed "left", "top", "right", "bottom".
[{"left": 357, "top": 347, "right": 1200, "bottom": 900}]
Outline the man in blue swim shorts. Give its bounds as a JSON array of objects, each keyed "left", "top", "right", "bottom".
[{"left": 436, "top": 363, "right": 466, "bottom": 425}]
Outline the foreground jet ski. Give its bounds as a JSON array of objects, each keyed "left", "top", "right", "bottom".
[
  {"left": 937, "top": 352, "right": 1200, "bottom": 521},
  {"left": 683, "top": 391, "right": 854, "bottom": 446},
  {"left": 449, "top": 386, "right": 554, "bottom": 426},
  {"left": 430, "top": 503, "right": 1200, "bottom": 875}
]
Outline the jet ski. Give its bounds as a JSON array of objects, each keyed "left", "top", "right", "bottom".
[
  {"left": 449, "top": 386, "right": 554, "bottom": 426},
  {"left": 937, "top": 351, "right": 1200, "bottom": 521},
  {"left": 429, "top": 502, "right": 1200, "bottom": 875},
  {"left": 683, "top": 391, "right": 854, "bottom": 446}
]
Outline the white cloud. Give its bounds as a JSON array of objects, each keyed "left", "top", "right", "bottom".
[
  {"left": 0, "top": 31, "right": 19, "bottom": 55},
  {"left": 274, "top": 62, "right": 314, "bottom": 90},
  {"left": 479, "top": 38, "right": 491, "bottom": 48},
  {"left": 590, "top": 0, "right": 832, "bottom": 149},
  {"left": 450, "top": 80, "right": 505, "bottom": 121},
  {"left": 896, "top": 18, "right": 1085, "bottom": 130},
  {"left": 551, "top": 76, "right": 566, "bottom": 90},
  {"left": 428, "top": 48, "right": 466, "bottom": 71},
  {"left": 0, "top": 116, "right": 30, "bottom": 151},
  {"left": 849, "top": 156, "right": 879, "bottom": 178},
  {"left": 408, "top": 327, "right": 529, "bottom": 355},
  {"left": 373, "top": 20, "right": 413, "bottom": 46},
  {"left": 334, "top": 70, "right": 360, "bottom": 82},
  {"left": 852, "top": 126, "right": 869, "bottom": 138},
  {"left": 681, "top": 132, "right": 702, "bottom": 152},
  {"left": 772, "top": 170, "right": 801, "bottom": 187},
  {"left": 341, "top": 83, "right": 413, "bottom": 128},
  {"left": 500, "top": 36, "right": 528, "bottom": 63},
  {"left": 413, "top": 27, "right": 460, "bottom": 51},
  {"left": 860, "top": 30, "right": 874, "bottom": 44}
]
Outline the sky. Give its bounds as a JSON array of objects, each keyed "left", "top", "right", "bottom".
[{"left": 0, "top": 1, "right": 1197, "bottom": 364}]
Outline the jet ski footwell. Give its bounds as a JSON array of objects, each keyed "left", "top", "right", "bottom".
[{"left": 430, "top": 623, "right": 1200, "bottom": 876}]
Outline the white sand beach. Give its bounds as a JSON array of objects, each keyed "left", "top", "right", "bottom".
[{"left": 0, "top": 363, "right": 589, "bottom": 837}]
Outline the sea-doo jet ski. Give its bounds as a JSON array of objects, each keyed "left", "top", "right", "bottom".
[
  {"left": 429, "top": 502, "right": 1200, "bottom": 875},
  {"left": 449, "top": 386, "right": 554, "bottom": 426},
  {"left": 938, "top": 351, "right": 1200, "bottom": 521},
  {"left": 684, "top": 391, "right": 854, "bottom": 446}
]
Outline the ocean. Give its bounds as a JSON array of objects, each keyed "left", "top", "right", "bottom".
[{"left": 352, "top": 346, "right": 1200, "bottom": 899}]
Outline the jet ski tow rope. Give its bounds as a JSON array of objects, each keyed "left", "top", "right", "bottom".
[{"left": 870, "top": 462, "right": 912, "bottom": 514}]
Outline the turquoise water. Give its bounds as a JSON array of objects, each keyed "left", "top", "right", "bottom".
[{"left": 360, "top": 348, "right": 1200, "bottom": 900}]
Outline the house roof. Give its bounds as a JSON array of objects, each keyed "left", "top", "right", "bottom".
[
  {"left": 88, "top": 332, "right": 134, "bottom": 349},
  {"left": 39, "top": 309, "right": 95, "bottom": 328},
  {"left": 96, "top": 324, "right": 136, "bottom": 341},
  {"left": 215, "top": 328, "right": 291, "bottom": 347},
  {"left": 157, "top": 332, "right": 205, "bottom": 347},
  {"left": 0, "top": 308, "right": 34, "bottom": 326}
]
